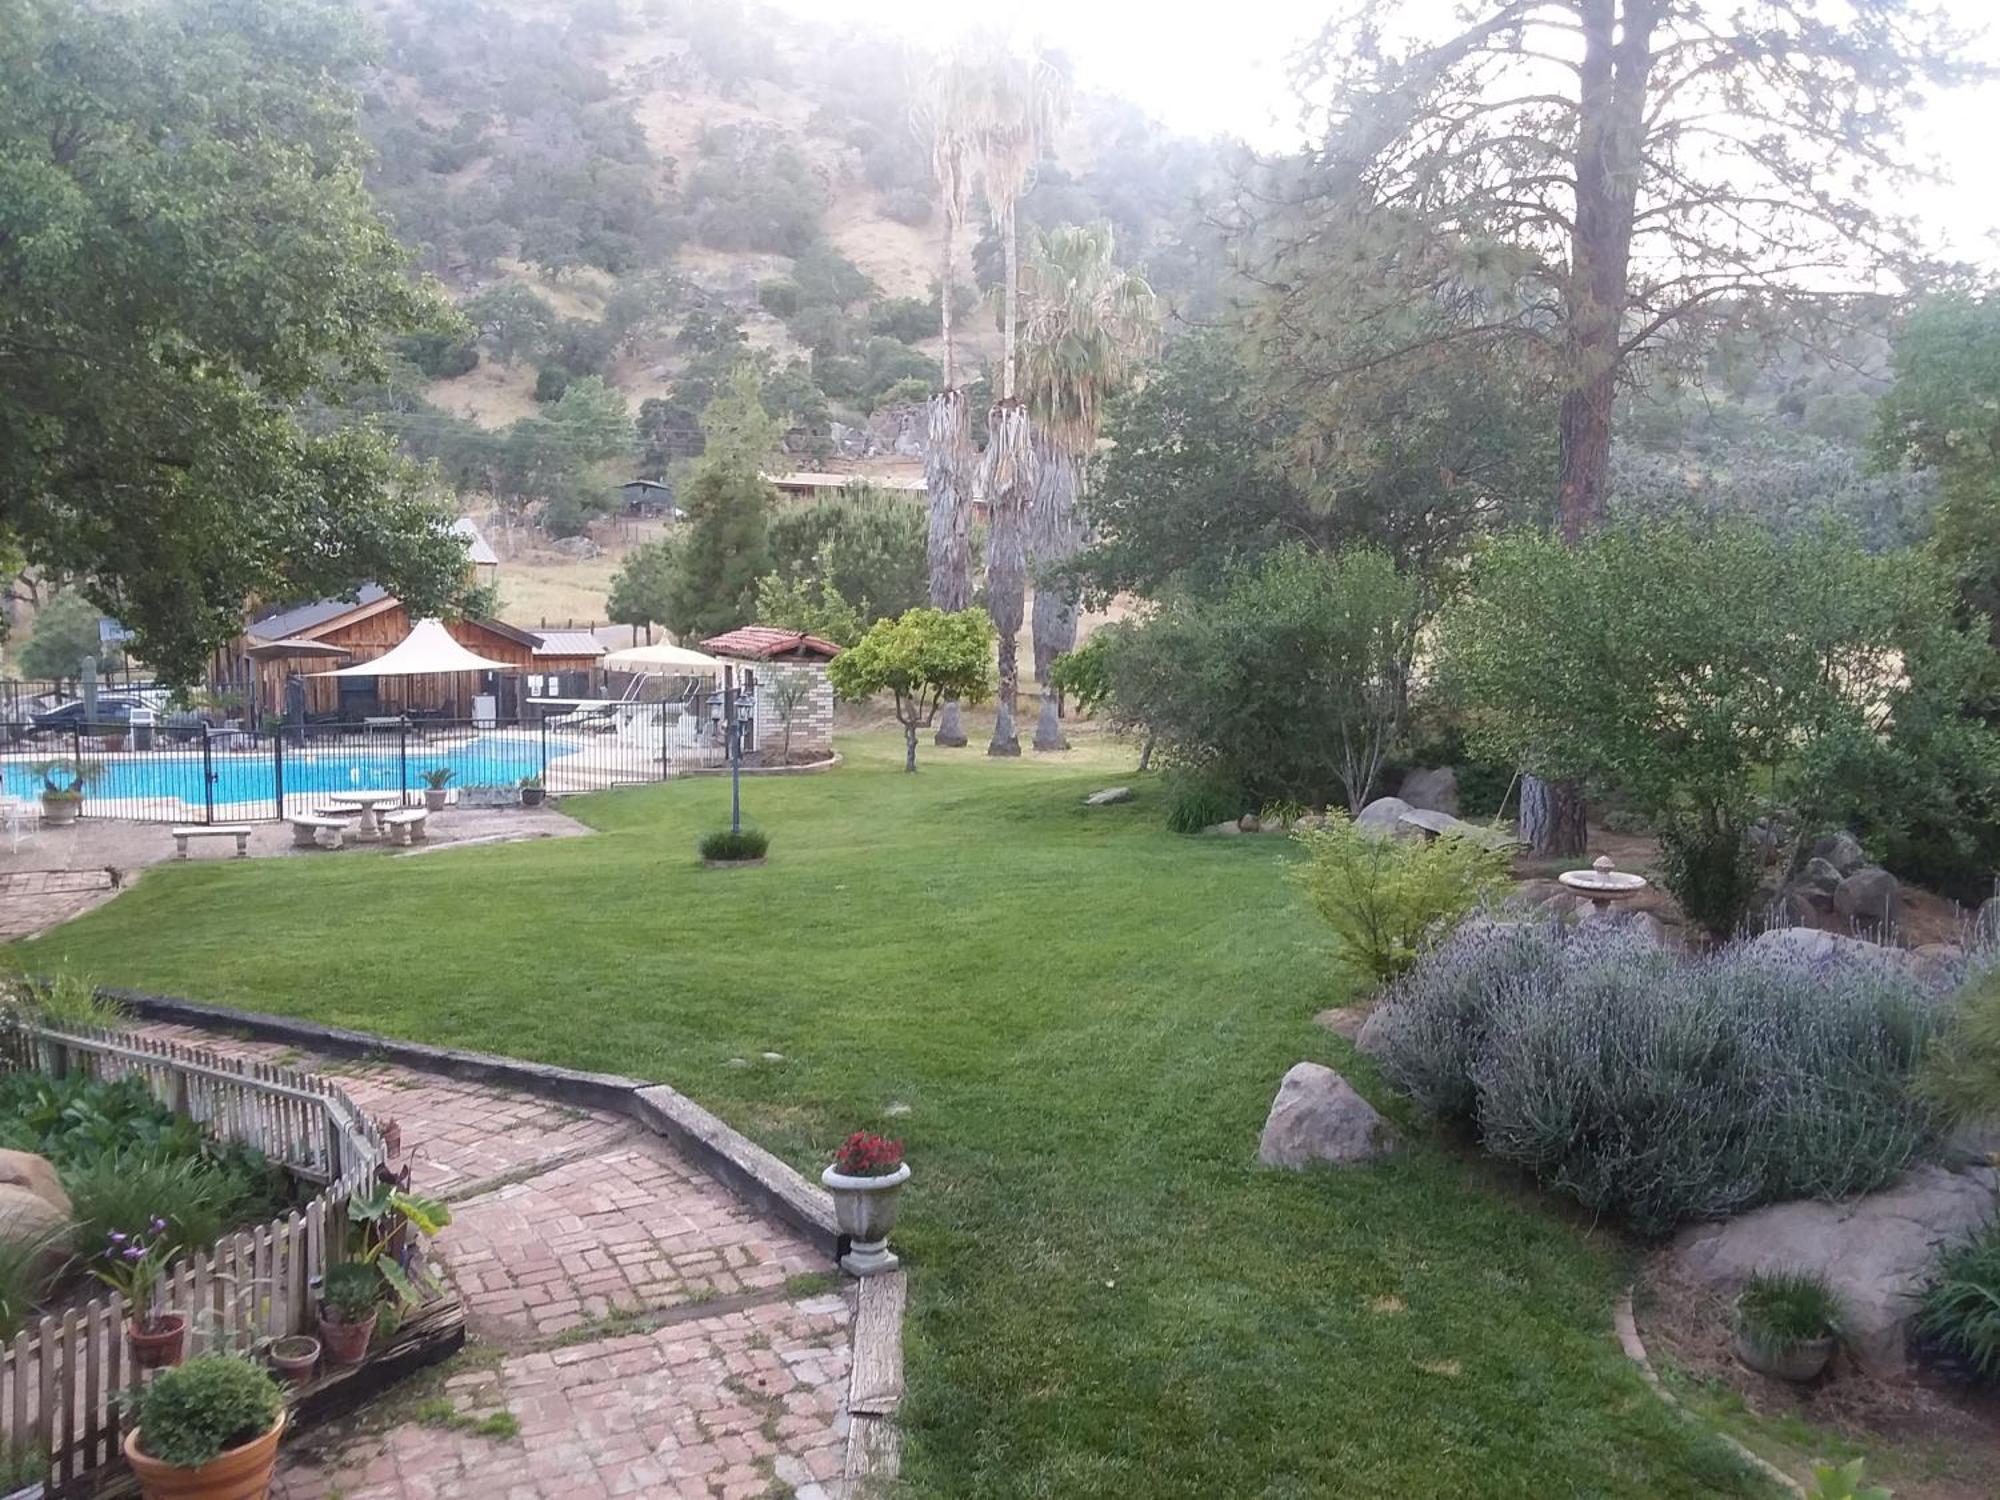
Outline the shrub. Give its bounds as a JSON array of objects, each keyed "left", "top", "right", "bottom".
[
  {"left": 1657, "top": 808, "right": 1761, "bottom": 938},
  {"left": 1162, "top": 765, "right": 1242, "bottom": 835},
  {"left": 129, "top": 1355, "right": 283, "bottom": 1467},
  {"left": 1925, "top": 953, "right": 2000, "bottom": 1120},
  {"left": 1291, "top": 815, "right": 1511, "bottom": 983},
  {"left": 1913, "top": 1221, "right": 2000, "bottom": 1385},
  {"left": 1368, "top": 921, "right": 1951, "bottom": 1236},
  {"left": 67, "top": 1154, "right": 258, "bottom": 1260},
  {"left": 699, "top": 829, "right": 769, "bottom": 862},
  {"left": 532, "top": 364, "right": 570, "bottom": 403},
  {"left": 0, "top": 1225, "right": 59, "bottom": 1338},
  {"left": 1736, "top": 1268, "right": 1843, "bottom": 1349},
  {"left": 757, "top": 279, "right": 802, "bottom": 318}
]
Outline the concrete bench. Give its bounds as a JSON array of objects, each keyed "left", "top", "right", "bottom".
[
  {"left": 171, "top": 825, "right": 252, "bottom": 859},
  {"left": 288, "top": 815, "right": 351, "bottom": 851},
  {"left": 380, "top": 807, "right": 428, "bottom": 847}
]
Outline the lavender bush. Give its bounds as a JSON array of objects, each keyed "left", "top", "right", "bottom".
[{"left": 1369, "top": 919, "right": 1953, "bottom": 1237}]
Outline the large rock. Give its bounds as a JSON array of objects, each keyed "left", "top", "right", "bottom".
[
  {"left": 0, "top": 1150, "right": 69, "bottom": 1219},
  {"left": 1396, "top": 808, "right": 1516, "bottom": 853},
  {"left": 1809, "top": 830, "right": 1868, "bottom": 877},
  {"left": 1794, "top": 857, "right": 1843, "bottom": 901},
  {"left": 1084, "top": 786, "right": 1132, "bottom": 807},
  {"left": 1670, "top": 1164, "right": 2000, "bottom": 1374},
  {"left": 1354, "top": 796, "right": 1416, "bottom": 840},
  {"left": 1399, "top": 767, "right": 1460, "bottom": 817},
  {"left": 1257, "top": 1062, "right": 1396, "bottom": 1168},
  {"left": 1834, "top": 865, "right": 1901, "bottom": 931}
]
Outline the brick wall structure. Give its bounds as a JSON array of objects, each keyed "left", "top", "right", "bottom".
[{"left": 748, "top": 661, "right": 833, "bottom": 762}]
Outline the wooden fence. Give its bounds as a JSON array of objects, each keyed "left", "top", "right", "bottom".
[{"left": 0, "top": 1018, "right": 386, "bottom": 1494}]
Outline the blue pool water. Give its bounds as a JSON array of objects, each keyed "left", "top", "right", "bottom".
[{"left": 4, "top": 731, "right": 560, "bottom": 812}]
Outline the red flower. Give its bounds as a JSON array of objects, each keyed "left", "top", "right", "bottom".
[{"left": 833, "top": 1131, "right": 904, "bottom": 1177}]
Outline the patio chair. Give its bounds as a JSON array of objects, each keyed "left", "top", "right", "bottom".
[{"left": 0, "top": 797, "right": 36, "bottom": 854}]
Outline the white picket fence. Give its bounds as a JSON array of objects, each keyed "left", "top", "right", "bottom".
[{"left": 0, "top": 1018, "right": 386, "bottom": 1493}]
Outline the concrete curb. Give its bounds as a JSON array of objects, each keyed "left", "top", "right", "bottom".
[
  {"left": 100, "top": 986, "right": 842, "bottom": 1259},
  {"left": 1613, "top": 1288, "right": 1804, "bottom": 1497}
]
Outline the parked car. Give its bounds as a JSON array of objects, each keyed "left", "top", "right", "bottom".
[{"left": 30, "top": 697, "right": 145, "bottom": 733}]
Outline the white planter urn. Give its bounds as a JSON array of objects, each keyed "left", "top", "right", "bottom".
[{"left": 820, "top": 1162, "right": 910, "bottom": 1277}]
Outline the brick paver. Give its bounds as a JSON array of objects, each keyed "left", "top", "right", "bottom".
[
  {"left": 128, "top": 1024, "right": 862, "bottom": 1498},
  {"left": 273, "top": 1295, "right": 853, "bottom": 1500}
]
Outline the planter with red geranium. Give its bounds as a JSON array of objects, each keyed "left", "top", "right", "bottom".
[{"left": 820, "top": 1132, "right": 909, "bottom": 1277}]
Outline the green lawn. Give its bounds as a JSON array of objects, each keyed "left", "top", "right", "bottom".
[{"left": 21, "top": 734, "right": 1769, "bottom": 1498}]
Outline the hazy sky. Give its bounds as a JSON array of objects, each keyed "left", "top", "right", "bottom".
[{"left": 775, "top": 0, "right": 2000, "bottom": 268}]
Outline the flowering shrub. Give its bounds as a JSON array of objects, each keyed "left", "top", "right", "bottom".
[
  {"left": 832, "top": 1132, "right": 904, "bottom": 1177},
  {"left": 90, "top": 1217, "right": 174, "bottom": 1327},
  {"left": 1367, "top": 918, "right": 1952, "bottom": 1236}
]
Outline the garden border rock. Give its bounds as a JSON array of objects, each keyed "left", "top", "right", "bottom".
[
  {"left": 97, "top": 985, "right": 841, "bottom": 1257},
  {"left": 683, "top": 751, "right": 843, "bottom": 778}
]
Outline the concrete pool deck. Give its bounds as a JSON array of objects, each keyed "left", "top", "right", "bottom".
[{"left": 0, "top": 803, "right": 593, "bottom": 941}]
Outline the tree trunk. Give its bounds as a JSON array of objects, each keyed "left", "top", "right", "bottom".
[
  {"left": 1030, "top": 441, "right": 1081, "bottom": 753},
  {"left": 926, "top": 389, "right": 974, "bottom": 746},
  {"left": 939, "top": 192, "right": 957, "bottom": 389},
  {"left": 982, "top": 402, "right": 1032, "bottom": 757},
  {"left": 1521, "top": 773, "right": 1588, "bottom": 857},
  {"left": 904, "top": 721, "right": 919, "bottom": 773},
  {"left": 1557, "top": 0, "right": 1657, "bottom": 539},
  {"left": 1000, "top": 198, "right": 1018, "bottom": 399}
]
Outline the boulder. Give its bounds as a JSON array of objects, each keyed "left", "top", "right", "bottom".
[
  {"left": 1907, "top": 942, "right": 1965, "bottom": 988},
  {"left": 1395, "top": 807, "right": 1516, "bottom": 852},
  {"left": 550, "top": 535, "right": 601, "bottom": 560},
  {"left": 1795, "top": 857, "right": 1843, "bottom": 901},
  {"left": 1354, "top": 1008, "right": 1393, "bottom": 1059},
  {"left": 1205, "top": 820, "right": 1243, "bottom": 838},
  {"left": 1354, "top": 796, "right": 1416, "bottom": 840},
  {"left": 1238, "top": 813, "right": 1263, "bottom": 833},
  {"left": 0, "top": 1150, "right": 69, "bottom": 1219},
  {"left": 1809, "top": 830, "right": 1868, "bottom": 877},
  {"left": 1747, "top": 926, "right": 1888, "bottom": 966},
  {"left": 1312, "top": 1006, "right": 1368, "bottom": 1040},
  {"left": 1578, "top": 906, "right": 1667, "bottom": 945},
  {"left": 1256, "top": 1062, "right": 1397, "bottom": 1168},
  {"left": 1084, "top": 786, "right": 1132, "bottom": 807},
  {"left": 1669, "top": 1164, "right": 2000, "bottom": 1374},
  {"left": 1834, "top": 866, "right": 1901, "bottom": 930},
  {"left": 1399, "top": 767, "right": 1460, "bottom": 817}
]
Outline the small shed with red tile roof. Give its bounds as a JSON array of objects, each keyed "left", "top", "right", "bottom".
[
  {"left": 698, "top": 626, "right": 843, "bottom": 662},
  {"left": 700, "top": 625, "right": 841, "bottom": 762}
]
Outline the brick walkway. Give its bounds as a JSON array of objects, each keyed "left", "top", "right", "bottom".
[{"left": 136, "top": 1026, "right": 864, "bottom": 1500}]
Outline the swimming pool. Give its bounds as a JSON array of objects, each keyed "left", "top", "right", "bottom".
[{"left": 3, "top": 730, "right": 561, "bottom": 816}]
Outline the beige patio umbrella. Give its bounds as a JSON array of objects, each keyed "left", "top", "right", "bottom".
[
  {"left": 310, "top": 618, "right": 514, "bottom": 678},
  {"left": 601, "top": 642, "right": 724, "bottom": 676}
]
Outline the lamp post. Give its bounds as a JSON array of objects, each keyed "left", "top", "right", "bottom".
[{"left": 719, "top": 666, "right": 755, "bottom": 835}]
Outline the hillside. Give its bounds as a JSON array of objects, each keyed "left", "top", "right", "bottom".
[{"left": 334, "top": 0, "right": 1225, "bottom": 621}]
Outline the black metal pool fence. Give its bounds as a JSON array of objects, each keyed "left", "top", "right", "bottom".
[{"left": 0, "top": 712, "right": 722, "bottom": 823}]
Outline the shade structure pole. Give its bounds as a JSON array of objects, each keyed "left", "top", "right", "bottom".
[{"left": 725, "top": 665, "right": 742, "bottom": 836}]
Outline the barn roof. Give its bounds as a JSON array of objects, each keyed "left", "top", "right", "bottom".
[
  {"left": 700, "top": 626, "right": 843, "bottom": 661},
  {"left": 532, "top": 630, "right": 608, "bottom": 658},
  {"left": 248, "top": 585, "right": 392, "bottom": 641}
]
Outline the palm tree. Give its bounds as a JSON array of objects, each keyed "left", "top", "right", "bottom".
[
  {"left": 966, "top": 42, "right": 1071, "bottom": 756},
  {"left": 1018, "top": 221, "right": 1157, "bottom": 751},
  {"left": 912, "top": 51, "right": 976, "bottom": 746}
]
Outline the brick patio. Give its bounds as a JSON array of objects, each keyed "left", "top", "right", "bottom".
[{"left": 132, "top": 1024, "right": 871, "bottom": 1499}]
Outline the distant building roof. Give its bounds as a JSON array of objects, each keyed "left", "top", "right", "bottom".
[
  {"left": 451, "top": 516, "right": 499, "bottom": 567},
  {"left": 531, "top": 630, "right": 607, "bottom": 658},
  {"left": 621, "top": 478, "right": 672, "bottom": 494},
  {"left": 764, "top": 471, "right": 925, "bottom": 494},
  {"left": 700, "top": 626, "right": 843, "bottom": 661},
  {"left": 248, "top": 584, "right": 391, "bottom": 642}
]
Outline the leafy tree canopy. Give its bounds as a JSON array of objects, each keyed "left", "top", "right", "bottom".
[
  {"left": 16, "top": 590, "right": 110, "bottom": 684},
  {"left": 827, "top": 606, "right": 994, "bottom": 771},
  {"left": 606, "top": 536, "right": 680, "bottom": 632},
  {"left": 0, "top": 0, "right": 474, "bottom": 683}
]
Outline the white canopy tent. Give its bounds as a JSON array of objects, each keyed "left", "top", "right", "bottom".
[
  {"left": 601, "top": 642, "right": 724, "bottom": 676},
  {"left": 310, "top": 618, "right": 514, "bottom": 679}
]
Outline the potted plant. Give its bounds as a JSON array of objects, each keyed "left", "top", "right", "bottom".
[
  {"left": 266, "top": 1333, "right": 319, "bottom": 1388},
  {"left": 698, "top": 828, "right": 769, "bottom": 868},
  {"left": 820, "top": 1132, "right": 910, "bottom": 1278},
  {"left": 92, "top": 1220, "right": 185, "bottom": 1369},
  {"left": 1733, "top": 1268, "right": 1842, "bottom": 1382},
  {"left": 122, "top": 1355, "right": 285, "bottom": 1500},
  {"left": 316, "top": 1261, "right": 380, "bottom": 1366},
  {"left": 518, "top": 773, "right": 545, "bottom": 808},
  {"left": 419, "top": 767, "right": 454, "bottom": 813},
  {"left": 28, "top": 759, "right": 105, "bottom": 826}
]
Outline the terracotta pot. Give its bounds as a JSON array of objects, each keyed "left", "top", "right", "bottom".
[
  {"left": 124, "top": 1408, "right": 284, "bottom": 1500},
  {"left": 127, "top": 1314, "right": 188, "bottom": 1371},
  {"left": 820, "top": 1163, "right": 910, "bottom": 1277},
  {"left": 316, "top": 1307, "right": 377, "bottom": 1366},
  {"left": 268, "top": 1335, "right": 319, "bottom": 1387}
]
